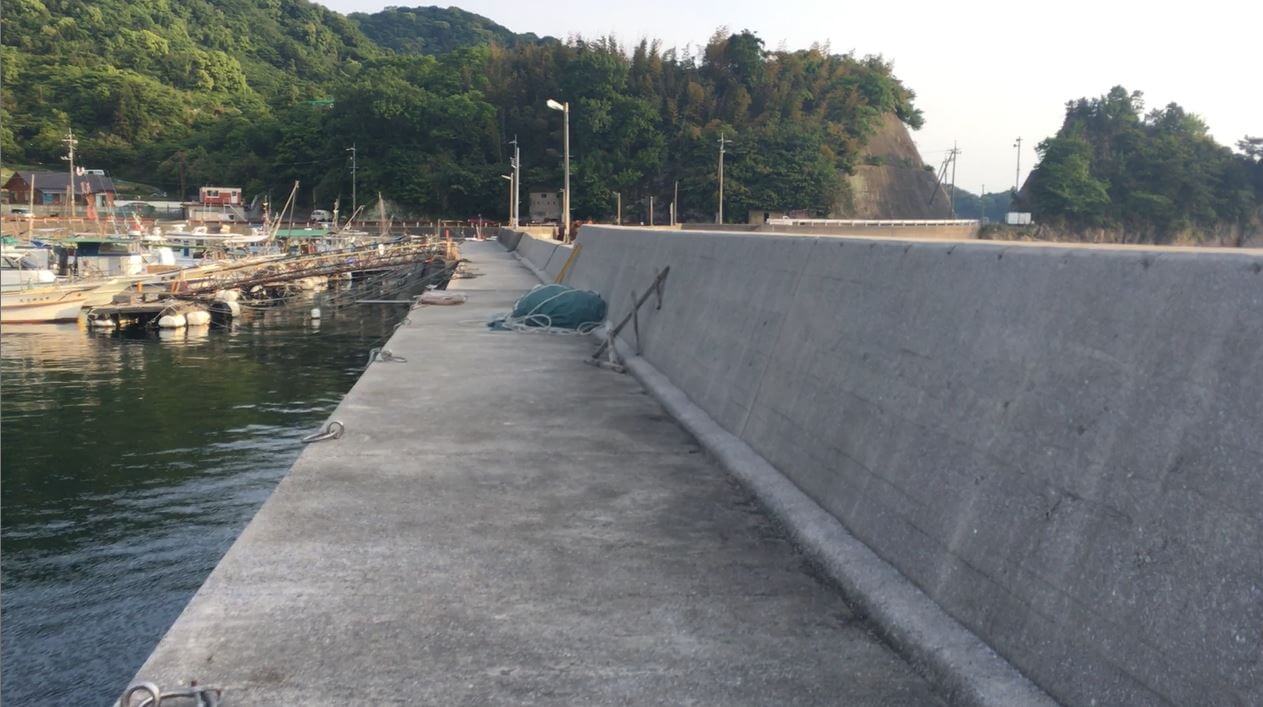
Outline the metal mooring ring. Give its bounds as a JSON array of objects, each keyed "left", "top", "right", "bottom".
[{"left": 302, "top": 420, "right": 345, "bottom": 443}]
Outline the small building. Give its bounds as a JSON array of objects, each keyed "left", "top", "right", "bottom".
[
  {"left": 529, "top": 190, "right": 562, "bottom": 223},
  {"left": 2, "top": 171, "right": 116, "bottom": 213},
  {"left": 749, "top": 209, "right": 787, "bottom": 224},
  {"left": 199, "top": 186, "right": 242, "bottom": 206},
  {"left": 185, "top": 204, "right": 248, "bottom": 223},
  {"left": 748, "top": 208, "right": 812, "bottom": 224}
]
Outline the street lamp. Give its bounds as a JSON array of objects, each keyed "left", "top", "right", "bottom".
[
  {"left": 546, "top": 98, "right": 570, "bottom": 241},
  {"left": 500, "top": 174, "right": 513, "bottom": 226}
]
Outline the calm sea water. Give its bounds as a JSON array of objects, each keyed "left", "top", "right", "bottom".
[{"left": 1, "top": 295, "right": 412, "bottom": 705}]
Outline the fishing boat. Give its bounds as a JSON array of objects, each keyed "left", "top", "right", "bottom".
[
  {"left": 0, "top": 281, "right": 113, "bottom": 324},
  {"left": 163, "top": 226, "right": 270, "bottom": 265},
  {"left": 1, "top": 246, "right": 57, "bottom": 290},
  {"left": 0, "top": 234, "right": 138, "bottom": 322}
]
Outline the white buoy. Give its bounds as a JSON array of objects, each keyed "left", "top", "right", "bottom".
[
  {"left": 185, "top": 310, "right": 211, "bottom": 326},
  {"left": 157, "top": 313, "right": 187, "bottom": 329},
  {"left": 310, "top": 307, "right": 322, "bottom": 320}
]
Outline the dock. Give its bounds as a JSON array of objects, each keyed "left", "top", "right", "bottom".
[{"left": 128, "top": 240, "right": 943, "bottom": 704}]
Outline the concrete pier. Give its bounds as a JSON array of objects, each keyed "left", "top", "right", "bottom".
[{"left": 131, "top": 241, "right": 943, "bottom": 704}]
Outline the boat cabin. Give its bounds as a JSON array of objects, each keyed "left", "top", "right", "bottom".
[{"left": 54, "top": 238, "right": 147, "bottom": 277}]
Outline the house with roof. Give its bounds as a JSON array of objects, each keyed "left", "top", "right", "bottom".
[{"left": 3, "top": 171, "right": 117, "bottom": 215}]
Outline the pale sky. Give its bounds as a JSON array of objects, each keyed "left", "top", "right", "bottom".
[{"left": 318, "top": 0, "right": 1261, "bottom": 194}]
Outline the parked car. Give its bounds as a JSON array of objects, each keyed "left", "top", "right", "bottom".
[{"left": 311, "top": 209, "right": 333, "bottom": 223}]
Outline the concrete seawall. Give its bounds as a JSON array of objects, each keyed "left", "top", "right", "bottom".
[
  {"left": 544, "top": 226, "right": 1263, "bottom": 705},
  {"left": 500, "top": 228, "right": 574, "bottom": 281},
  {"left": 681, "top": 222, "right": 981, "bottom": 239}
]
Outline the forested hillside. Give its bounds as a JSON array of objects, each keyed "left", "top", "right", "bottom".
[
  {"left": 1023, "top": 86, "right": 1261, "bottom": 244},
  {"left": 2, "top": 2, "right": 925, "bottom": 220},
  {"left": 349, "top": 5, "right": 554, "bottom": 55}
]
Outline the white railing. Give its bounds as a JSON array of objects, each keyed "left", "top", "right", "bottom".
[{"left": 766, "top": 218, "right": 980, "bottom": 227}]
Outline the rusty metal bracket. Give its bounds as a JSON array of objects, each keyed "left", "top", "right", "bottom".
[{"left": 591, "top": 266, "right": 670, "bottom": 361}]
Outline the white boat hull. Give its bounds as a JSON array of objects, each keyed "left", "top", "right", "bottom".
[
  {"left": 0, "top": 287, "right": 95, "bottom": 323},
  {"left": 0, "top": 280, "right": 130, "bottom": 324}
]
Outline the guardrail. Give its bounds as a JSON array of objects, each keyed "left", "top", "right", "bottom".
[{"left": 766, "top": 218, "right": 980, "bottom": 227}]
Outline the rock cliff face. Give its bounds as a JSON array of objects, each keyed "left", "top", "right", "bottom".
[{"left": 836, "top": 113, "right": 953, "bottom": 219}]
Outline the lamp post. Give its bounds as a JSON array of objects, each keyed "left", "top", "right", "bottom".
[
  {"left": 546, "top": 98, "right": 570, "bottom": 241},
  {"left": 500, "top": 174, "right": 513, "bottom": 225}
]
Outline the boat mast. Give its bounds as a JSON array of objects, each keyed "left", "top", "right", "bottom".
[
  {"left": 62, "top": 129, "right": 78, "bottom": 220},
  {"left": 378, "top": 193, "right": 386, "bottom": 238},
  {"left": 28, "top": 174, "right": 36, "bottom": 240}
]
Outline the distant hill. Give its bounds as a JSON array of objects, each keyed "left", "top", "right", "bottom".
[
  {"left": 1019, "top": 86, "right": 1260, "bottom": 245},
  {"left": 839, "top": 113, "right": 951, "bottom": 219},
  {"left": 3, "top": 2, "right": 929, "bottom": 220},
  {"left": 349, "top": 6, "right": 556, "bottom": 55}
]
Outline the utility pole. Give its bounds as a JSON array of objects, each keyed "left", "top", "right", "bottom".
[
  {"left": 980, "top": 183, "right": 985, "bottom": 223},
  {"left": 562, "top": 107, "right": 569, "bottom": 239},
  {"left": 717, "top": 132, "right": 730, "bottom": 224},
  {"left": 501, "top": 174, "right": 513, "bottom": 224},
  {"left": 948, "top": 142, "right": 960, "bottom": 218},
  {"left": 649, "top": 196, "right": 654, "bottom": 227},
  {"left": 346, "top": 144, "right": 357, "bottom": 212},
  {"left": 177, "top": 151, "right": 187, "bottom": 202},
  {"left": 672, "top": 179, "right": 679, "bottom": 226},
  {"left": 28, "top": 174, "right": 35, "bottom": 239},
  {"left": 510, "top": 135, "right": 521, "bottom": 228},
  {"left": 613, "top": 191, "right": 621, "bottom": 224},
  {"left": 1013, "top": 137, "right": 1023, "bottom": 191},
  {"left": 62, "top": 128, "right": 78, "bottom": 219}
]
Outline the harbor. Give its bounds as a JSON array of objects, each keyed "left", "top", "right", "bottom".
[
  {"left": 5, "top": 2, "right": 1262, "bottom": 703},
  {"left": 118, "top": 229, "right": 1263, "bottom": 706},
  {"left": 125, "top": 239, "right": 946, "bottom": 704},
  {"left": 0, "top": 292, "right": 428, "bottom": 705},
  {"left": 1, "top": 225, "right": 465, "bottom": 328}
]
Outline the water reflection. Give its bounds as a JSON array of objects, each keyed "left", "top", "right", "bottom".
[{"left": 1, "top": 294, "right": 413, "bottom": 705}]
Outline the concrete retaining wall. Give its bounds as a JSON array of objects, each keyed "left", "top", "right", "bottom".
[
  {"left": 510, "top": 231, "right": 574, "bottom": 281},
  {"left": 560, "top": 225, "right": 1263, "bottom": 706},
  {"left": 496, "top": 227, "right": 524, "bottom": 251},
  {"left": 681, "top": 223, "right": 980, "bottom": 239}
]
